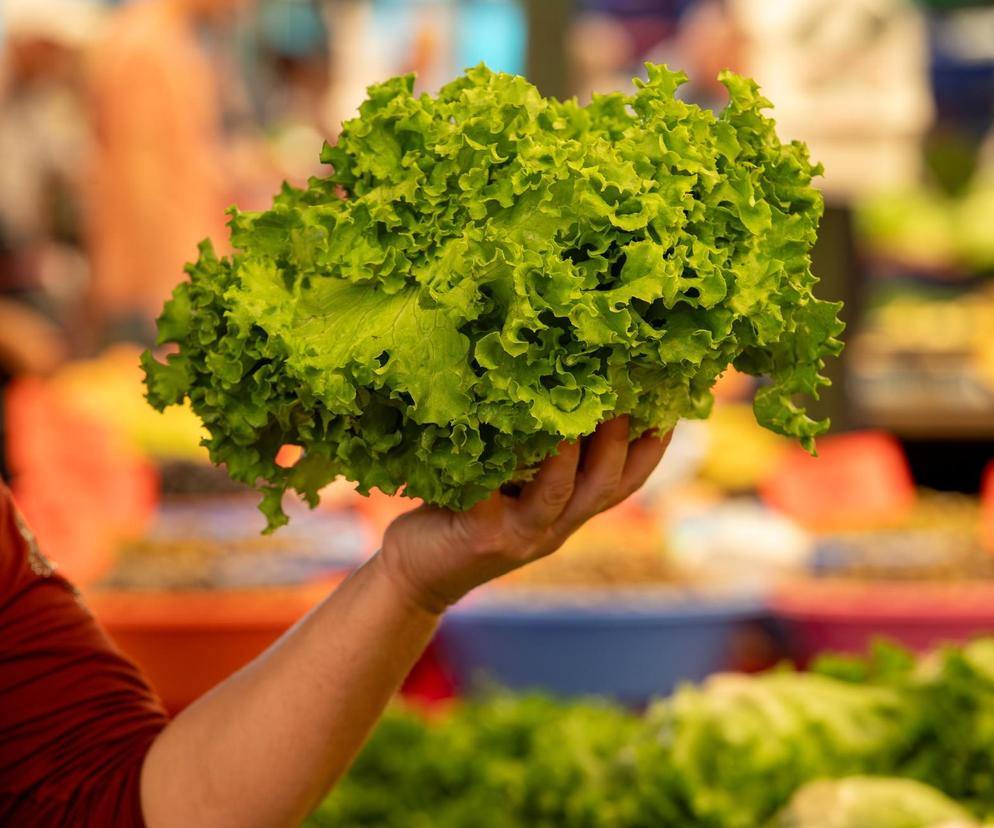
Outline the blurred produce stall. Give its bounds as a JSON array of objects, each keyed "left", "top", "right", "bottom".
[
  {"left": 3, "top": 4, "right": 994, "bottom": 822},
  {"left": 8, "top": 340, "right": 994, "bottom": 722}
]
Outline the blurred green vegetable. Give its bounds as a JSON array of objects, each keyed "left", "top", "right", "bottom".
[
  {"left": 856, "top": 173, "right": 994, "bottom": 275},
  {"left": 629, "top": 671, "right": 910, "bottom": 827},
  {"left": 306, "top": 671, "right": 909, "bottom": 827},
  {"left": 815, "top": 638, "right": 994, "bottom": 818},
  {"left": 306, "top": 640, "right": 994, "bottom": 826},
  {"left": 305, "top": 696, "right": 642, "bottom": 828},
  {"left": 772, "top": 777, "right": 975, "bottom": 828}
]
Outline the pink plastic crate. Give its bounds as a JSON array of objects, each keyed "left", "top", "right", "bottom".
[{"left": 772, "top": 578, "right": 994, "bottom": 664}]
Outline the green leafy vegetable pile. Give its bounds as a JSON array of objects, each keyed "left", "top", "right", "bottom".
[
  {"left": 818, "top": 638, "right": 994, "bottom": 817},
  {"left": 143, "top": 63, "right": 843, "bottom": 528},
  {"left": 305, "top": 640, "right": 994, "bottom": 827},
  {"left": 634, "top": 671, "right": 909, "bottom": 826},
  {"left": 306, "top": 671, "right": 909, "bottom": 827},
  {"left": 307, "top": 696, "right": 643, "bottom": 828}
]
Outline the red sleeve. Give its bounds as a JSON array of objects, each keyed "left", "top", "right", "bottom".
[{"left": 0, "top": 482, "right": 168, "bottom": 826}]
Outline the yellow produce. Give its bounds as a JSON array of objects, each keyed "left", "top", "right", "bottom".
[
  {"left": 51, "top": 345, "right": 207, "bottom": 460},
  {"left": 698, "top": 403, "right": 790, "bottom": 491}
]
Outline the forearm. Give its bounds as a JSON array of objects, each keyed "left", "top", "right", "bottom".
[
  {"left": 140, "top": 552, "right": 441, "bottom": 828},
  {"left": 137, "top": 421, "right": 669, "bottom": 828}
]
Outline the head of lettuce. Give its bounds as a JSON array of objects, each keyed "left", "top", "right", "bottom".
[
  {"left": 773, "top": 777, "right": 979, "bottom": 828},
  {"left": 142, "top": 63, "right": 844, "bottom": 530}
]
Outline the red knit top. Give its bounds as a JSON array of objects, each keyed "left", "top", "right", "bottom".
[{"left": 0, "top": 482, "right": 168, "bottom": 825}]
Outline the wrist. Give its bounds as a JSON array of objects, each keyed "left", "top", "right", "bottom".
[{"left": 371, "top": 543, "right": 450, "bottom": 618}]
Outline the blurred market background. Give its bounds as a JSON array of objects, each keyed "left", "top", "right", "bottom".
[{"left": 2, "top": 0, "right": 994, "bottom": 717}]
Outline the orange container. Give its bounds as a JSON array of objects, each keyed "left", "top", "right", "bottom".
[
  {"left": 760, "top": 431, "right": 917, "bottom": 532},
  {"left": 87, "top": 577, "right": 345, "bottom": 714},
  {"left": 88, "top": 573, "right": 456, "bottom": 713},
  {"left": 5, "top": 376, "right": 157, "bottom": 587}
]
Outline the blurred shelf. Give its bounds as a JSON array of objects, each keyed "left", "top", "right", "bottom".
[
  {"left": 849, "top": 332, "right": 994, "bottom": 439},
  {"left": 856, "top": 404, "right": 994, "bottom": 439}
]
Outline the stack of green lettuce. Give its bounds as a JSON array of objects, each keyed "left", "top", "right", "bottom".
[
  {"left": 143, "top": 63, "right": 843, "bottom": 529},
  {"left": 306, "top": 672, "right": 910, "bottom": 827},
  {"left": 307, "top": 697, "right": 642, "bottom": 828},
  {"left": 818, "top": 638, "right": 994, "bottom": 817},
  {"left": 305, "top": 640, "right": 994, "bottom": 828},
  {"left": 627, "top": 671, "right": 909, "bottom": 827}
]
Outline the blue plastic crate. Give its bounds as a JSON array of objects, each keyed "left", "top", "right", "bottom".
[{"left": 438, "top": 589, "right": 766, "bottom": 704}]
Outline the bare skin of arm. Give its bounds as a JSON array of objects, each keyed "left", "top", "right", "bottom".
[{"left": 140, "top": 416, "right": 670, "bottom": 828}]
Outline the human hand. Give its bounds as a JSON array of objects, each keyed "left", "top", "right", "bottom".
[{"left": 377, "top": 416, "right": 671, "bottom": 615}]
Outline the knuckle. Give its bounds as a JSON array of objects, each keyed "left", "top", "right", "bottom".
[
  {"left": 540, "top": 480, "right": 574, "bottom": 508},
  {"left": 609, "top": 427, "right": 629, "bottom": 444},
  {"left": 593, "top": 474, "right": 623, "bottom": 505}
]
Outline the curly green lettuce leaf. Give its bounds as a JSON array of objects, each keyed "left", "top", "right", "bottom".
[{"left": 144, "top": 63, "right": 843, "bottom": 529}]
